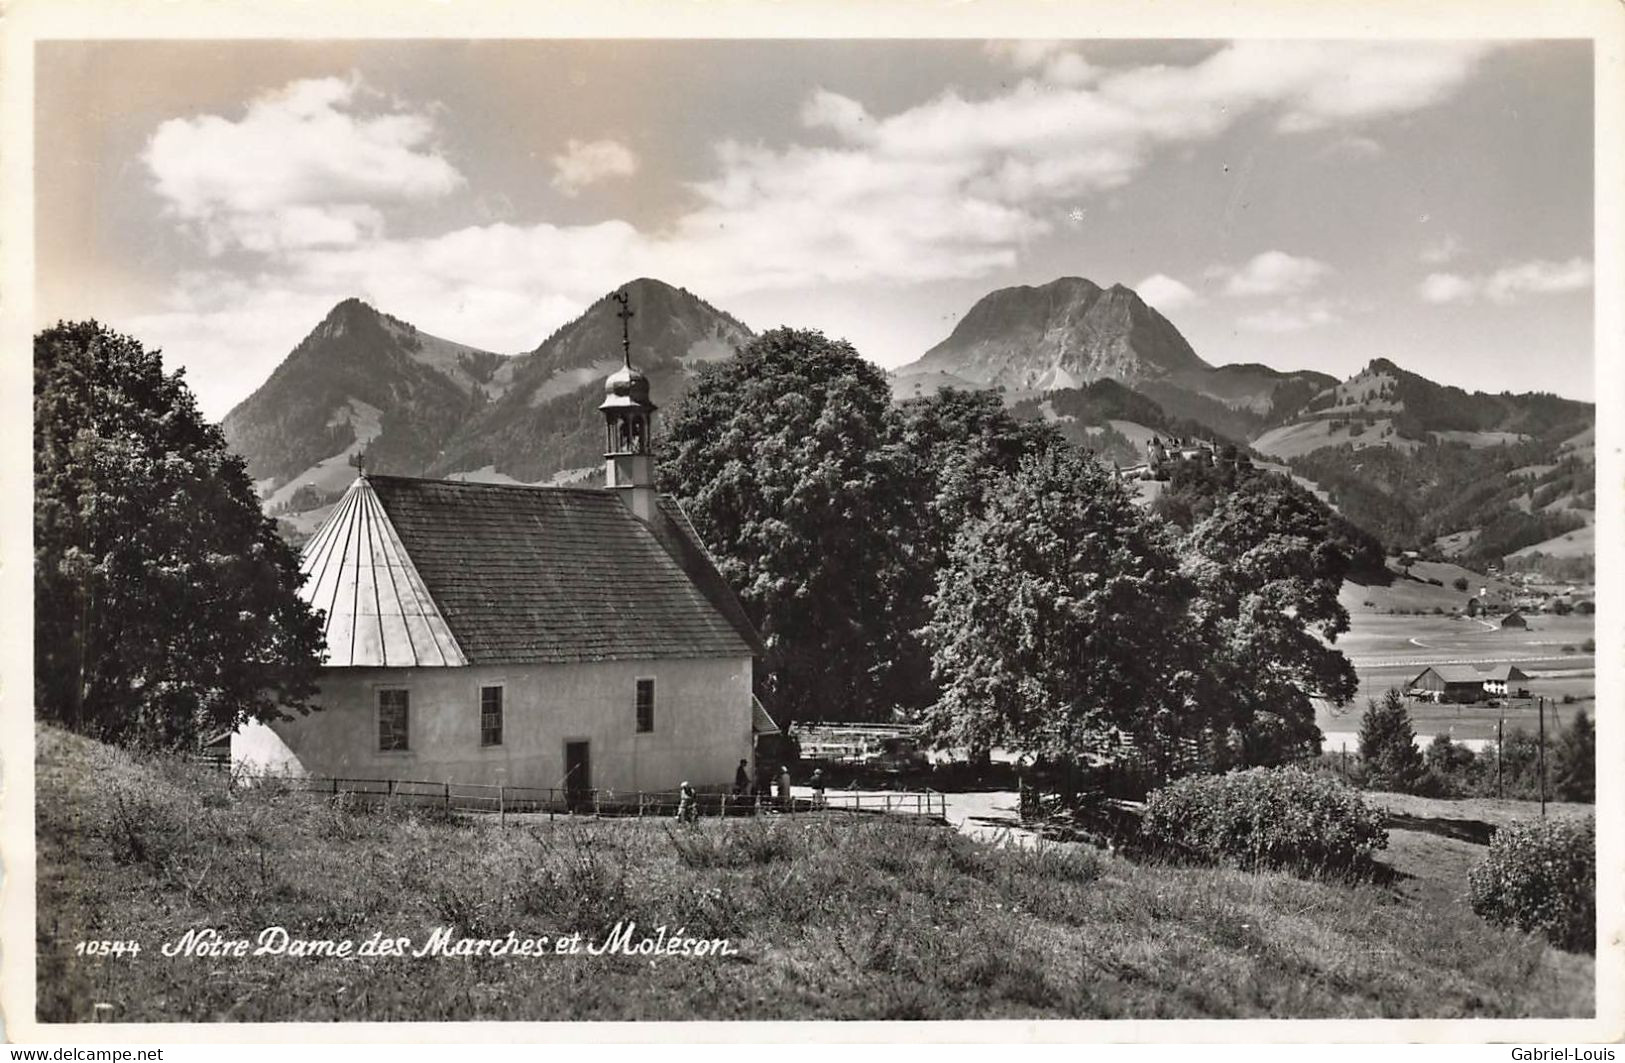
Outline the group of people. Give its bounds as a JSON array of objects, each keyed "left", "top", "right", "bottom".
[{"left": 674, "top": 760, "right": 825, "bottom": 822}]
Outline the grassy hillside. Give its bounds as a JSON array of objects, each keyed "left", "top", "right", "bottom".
[{"left": 37, "top": 727, "right": 1591, "bottom": 1022}]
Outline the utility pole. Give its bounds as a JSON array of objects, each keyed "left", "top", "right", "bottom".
[
  {"left": 1496, "top": 716, "right": 1503, "bottom": 799},
  {"left": 1537, "top": 696, "right": 1547, "bottom": 818}
]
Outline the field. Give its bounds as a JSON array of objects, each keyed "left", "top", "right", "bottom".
[
  {"left": 1318, "top": 612, "right": 1596, "bottom": 745},
  {"left": 36, "top": 727, "right": 1594, "bottom": 1023}
]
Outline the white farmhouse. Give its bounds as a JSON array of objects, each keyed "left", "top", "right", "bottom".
[{"left": 233, "top": 300, "right": 764, "bottom": 797}]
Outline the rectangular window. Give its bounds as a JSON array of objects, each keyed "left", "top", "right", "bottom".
[
  {"left": 480, "top": 685, "right": 503, "bottom": 747},
  {"left": 635, "top": 678, "right": 655, "bottom": 733},
  {"left": 378, "top": 689, "right": 409, "bottom": 752}
]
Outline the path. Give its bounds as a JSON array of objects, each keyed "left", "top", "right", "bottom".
[{"left": 792, "top": 785, "right": 1044, "bottom": 847}]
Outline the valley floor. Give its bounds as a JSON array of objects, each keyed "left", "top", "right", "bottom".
[{"left": 36, "top": 727, "right": 1593, "bottom": 1023}]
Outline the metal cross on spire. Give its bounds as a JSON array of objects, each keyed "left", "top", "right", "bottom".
[{"left": 612, "top": 290, "right": 634, "bottom": 368}]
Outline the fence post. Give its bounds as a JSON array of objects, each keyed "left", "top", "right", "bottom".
[
  {"left": 594, "top": 790, "right": 601, "bottom": 817},
  {"left": 445, "top": 781, "right": 451, "bottom": 811},
  {"left": 499, "top": 786, "right": 506, "bottom": 828}
]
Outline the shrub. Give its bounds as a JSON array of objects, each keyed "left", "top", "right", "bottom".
[
  {"left": 1468, "top": 816, "right": 1595, "bottom": 952},
  {"left": 1453, "top": 576, "right": 1470, "bottom": 592},
  {"left": 1140, "top": 767, "right": 1387, "bottom": 876}
]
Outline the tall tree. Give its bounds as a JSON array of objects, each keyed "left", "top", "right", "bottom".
[
  {"left": 1358, "top": 689, "right": 1426, "bottom": 792},
  {"left": 1182, "top": 476, "right": 1359, "bottom": 765},
  {"left": 893, "top": 388, "right": 1061, "bottom": 705},
  {"left": 658, "top": 327, "right": 924, "bottom": 723},
  {"left": 1551, "top": 709, "right": 1594, "bottom": 803},
  {"left": 923, "top": 446, "right": 1197, "bottom": 763},
  {"left": 35, "top": 322, "right": 325, "bottom": 749}
]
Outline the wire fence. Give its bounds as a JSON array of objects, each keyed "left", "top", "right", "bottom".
[{"left": 230, "top": 771, "right": 947, "bottom": 825}]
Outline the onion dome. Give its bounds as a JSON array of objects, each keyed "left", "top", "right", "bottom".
[{"left": 601, "top": 360, "right": 654, "bottom": 409}]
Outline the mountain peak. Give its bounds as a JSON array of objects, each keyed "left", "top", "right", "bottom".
[
  {"left": 895, "top": 274, "right": 1208, "bottom": 396},
  {"left": 324, "top": 296, "right": 379, "bottom": 320}
]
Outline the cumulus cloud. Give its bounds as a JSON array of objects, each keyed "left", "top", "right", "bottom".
[
  {"left": 1135, "top": 273, "right": 1202, "bottom": 311},
  {"left": 143, "top": 76, "right": 463, "bottom": 254},
  {"left": 1418, "top": 258, "right": 1592, "bottom": 304},
  {"left": 984, "top": 40, "right": 1100, "bottom": 86},
  {"left": 550, "top": 138, "right": 639, "bottom": 195},
  {"left": 1418, "top": 272, "right": 1478, "bottom": 304},
  {"left": 1484, "top": 258, "right": 1593, "bottom": 302},
  {"left": 1236, "top": 301, "right": 1342, "bottom": 333},
  {"left": 1216, "top": 251, "right": 1333, "bottom": 297}
]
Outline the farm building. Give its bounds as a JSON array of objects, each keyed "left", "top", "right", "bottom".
[
  {"left": 1501, "top": 610, "right": 1529, "bottom": 629},
  {"left": 1404, "top": 664, "right": 1529, "bottom": 703},
  {"left": 1481, "top": 665, "right": 1530, "bottom": 698},
  {"left": 233, "top": 303, "right": 765, "bottom": 798}
]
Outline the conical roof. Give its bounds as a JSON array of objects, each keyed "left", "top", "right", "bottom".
[{"left": 298, "top": 475, "right": 468, "bottom": 667}]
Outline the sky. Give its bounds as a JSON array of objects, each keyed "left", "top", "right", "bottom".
[{"left": 34, "top": 38, "right": 1595, "bottom": 420}]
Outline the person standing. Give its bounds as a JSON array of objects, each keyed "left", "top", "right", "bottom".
[
  {"left": 810, "top": 767, "right": 826, "bottom": 808},
  {"left": 675, "top": 781, "right": 699, "bottom": 823},
  {"left": 733, "top": 758, "right": 750, "bottom": 795},
  {"left": 776, "top": 764, "right": 792, "bottom": 811}
]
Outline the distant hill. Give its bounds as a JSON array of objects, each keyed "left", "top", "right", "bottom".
[
  {"left": 1008, "top": 379, "right": 1239, "bottom": 469},
  {"left": 222, "top": 300, "right": 510, "bottom": 512},
  {"left": 1262, "top": 359, "right": 1595, "bottom": 572},
  {"left": 428, "top": 278, "right": 753, "bottom": 484},
  {"left": 1252, "top": 357, "right": 1592, "bottom": 461},
  {"left": 891, "top": 278, "right": 1334, "bottom": 430},
  {"left": 222, "top": 279, "right": 753, "bottom": 518}
]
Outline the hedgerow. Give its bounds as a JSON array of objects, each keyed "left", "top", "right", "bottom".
[
  {"left": 1468, "top": 816, "right": 1595, "bottom": 953},
  {"left": 1140, "top": 767, "right": 1387, "bottom": 876}
]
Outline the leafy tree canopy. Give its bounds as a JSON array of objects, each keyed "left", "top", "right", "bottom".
[
  {"left": 35, "top": 322, "right": 326, "bottom": 749},
  {"left": 923, "top": 446, "right": 1196, "bottom": 762},
  {"left": 1180, "top": 476, "right": 1359, "bottom": 765},
  {"left": 657, "top": 327, "right": 924, "bottom": 724}
]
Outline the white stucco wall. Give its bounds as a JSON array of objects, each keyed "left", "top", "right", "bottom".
[{"left": 232, "top": 656, "right": 754, "bottom": 793}]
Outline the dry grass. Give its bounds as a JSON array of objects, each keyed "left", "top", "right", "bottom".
[{"left": 36, "top": 727, "right": 1593, "bottom": 1022}]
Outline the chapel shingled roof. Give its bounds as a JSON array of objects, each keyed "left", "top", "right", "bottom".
[{"left": 348, "top": 474, "right": 761, "bottom": 664}]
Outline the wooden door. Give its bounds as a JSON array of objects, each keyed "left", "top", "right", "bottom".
[{"left": 564, "top": 741, "right": 591, "bottom": 809}]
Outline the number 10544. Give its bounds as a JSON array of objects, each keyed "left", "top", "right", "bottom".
[{"left": 76, "top": 940, "right": 141, "bottom": 957}]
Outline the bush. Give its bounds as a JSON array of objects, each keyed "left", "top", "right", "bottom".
[
  {"left": 1468, "top": 817, "right": 1595, "bottom": 952},
  {"left": 1140, "top": 767, "right": 1387, "bottom": 876},
  {"left": 1452, "top": 576, "right": 1470, "bottom": 592}
]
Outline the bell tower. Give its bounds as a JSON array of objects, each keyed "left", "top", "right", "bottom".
[{"left": 600, "top": 289, "right": 658, "bottom": 521}]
